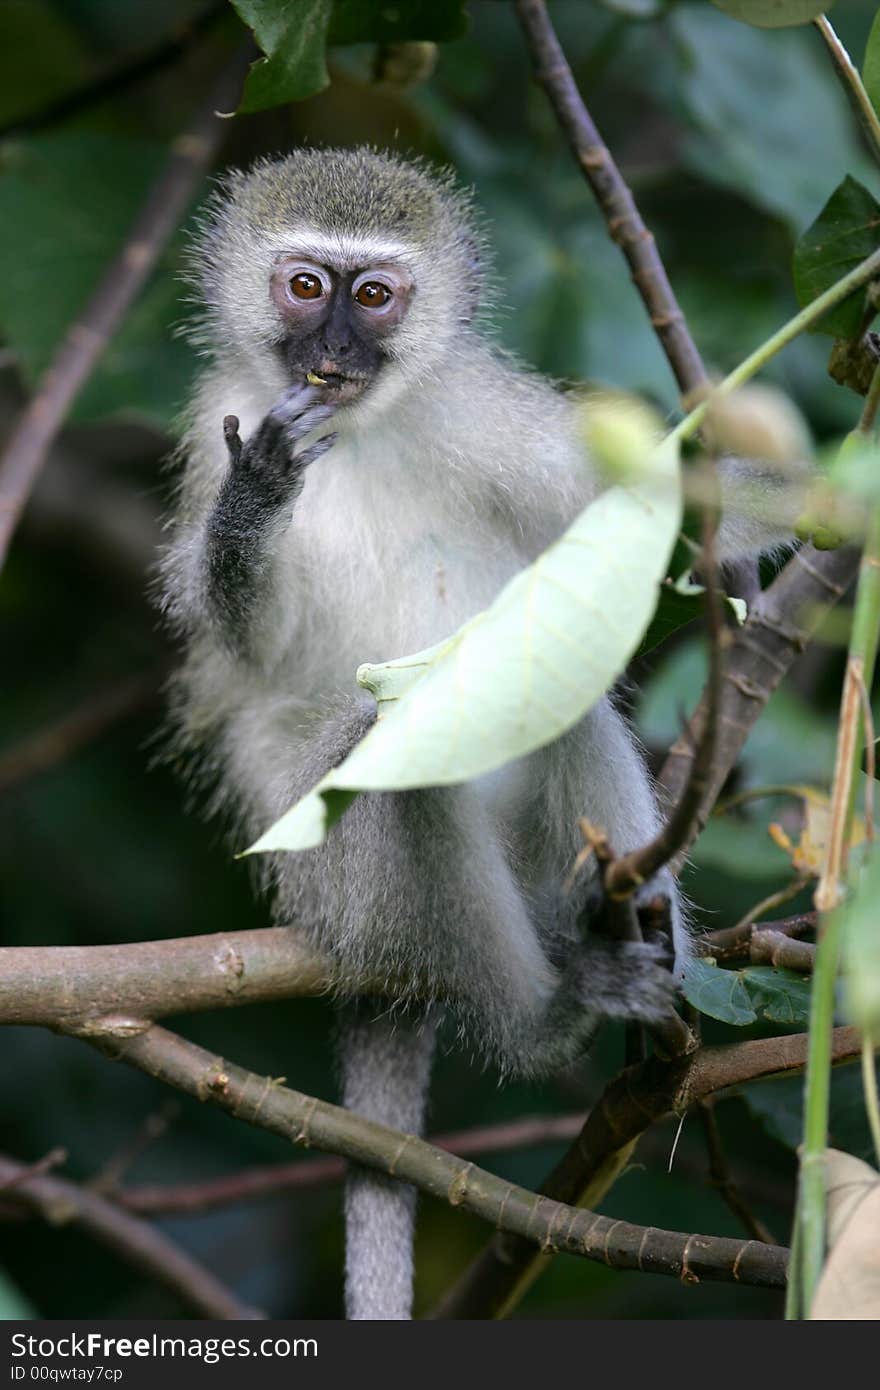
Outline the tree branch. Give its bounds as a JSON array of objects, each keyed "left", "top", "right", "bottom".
[
  {"left": 0, "top": 1153, "right": 262, "bottom": 1320},
  {"left": 607, "top": 467, "right": 724, "bottom": 895},
  {"left": 658, "top": 544, "right": 859, "bottom": 863},
  {"left": 701, "top": 912, "right": 816, "bottom": 963},
  {"left": 0, "top": 48, "right": 249, "bottom": 572},
  {"left": 0, "top": 928, "right": 334, "bottom": 1029},
  {"left": 514, "top": 0, "right": 709, "bottom": 399},
  {"left": 77, "top": 1020, "right": 788, "bottom": 1294},
  {"left": 116, "top": 1113, "right": 588, "bottom": 1216},
  {"left": 430, "top": 1026, "right": 860, "bottom": 1318}
]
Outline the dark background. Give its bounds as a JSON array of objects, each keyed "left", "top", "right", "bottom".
[{"left": 0, "top": 0, "right": 876, "bottom": 1319}]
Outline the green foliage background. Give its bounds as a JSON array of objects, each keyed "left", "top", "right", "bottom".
[{"left": 0, "top": 0, "right": 878, "bottom": 1319}]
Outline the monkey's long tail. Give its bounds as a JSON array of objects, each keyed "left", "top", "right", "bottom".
[{"left": 338, "top": 1000, "right": 436, "bottom": 1320}]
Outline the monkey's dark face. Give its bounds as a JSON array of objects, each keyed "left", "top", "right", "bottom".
[{"left": 270, "top": 257, "right": 414, "bottom": 403}]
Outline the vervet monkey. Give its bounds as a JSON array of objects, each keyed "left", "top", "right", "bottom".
[{"left": 161, "top": 147, "right": 796, "bottom": 1319}]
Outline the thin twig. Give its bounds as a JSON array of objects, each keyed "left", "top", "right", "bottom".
[
  {"left": 117, "top": 1113, "right": 587, "bottom": 1216},
  {"left": 658, "top": 544, "right": 859, "bottom": 861},
  {"left": 514, "top": 0, "right": 709, "bottom": 398},
  {"left": 698, "top": 1099, "right": 777, "bottom": 1245},
  {"left": 88, "top": 1102, "right": 180, "bottom": 1197},
  {"left": 606, "top": 467, "right": 725, "bottom": 896},
  {"left": 429, "top": 1026, "right": 859, "bottom": 1319},
  {"left": 813, "top": 16, "right": 880, "bottom": 169},
  {"left": 729, "top": 878, "right": 813, "bottom": 937},
  {"left": 700, "top": 912, "right": 816, "bottom": 963},
  {"left": 0, "top": 1153, "right": 262, "bottom": 1319},
  {"left": 855, "top": 667, "right": 875, "bottom": 842},
  {"left": 82, "top": 1021, "right": 789, "bottom": 1292},
  {"left": 0, "top": 1148, "right": 67, "bottom": 1192},
  {"left": 0, "top": 48, "right": 250, "bottom": 572}
]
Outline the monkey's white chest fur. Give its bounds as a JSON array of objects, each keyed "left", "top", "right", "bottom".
[
  {"left": 280, "top": 430, "right": 529, "bottom": 700},
  {"left": 273, "top": 428, "right": 535, "bottom": 818}
]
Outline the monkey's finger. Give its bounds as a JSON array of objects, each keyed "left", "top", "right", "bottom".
[
  {"left": 272, "top": 383, "right": 324, "bottom": 420},
  {"left": 284, "top": 403, "right": 336, "bottom": 445},
  {"left": 295, "top": 432, "right": 338, "bottom": 468},
  {"left": 222, "top": 414, "right": 243, "bottom": 464}
]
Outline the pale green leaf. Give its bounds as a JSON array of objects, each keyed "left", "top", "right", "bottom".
[
  {"left": 247, "top": 438, "right": 682, "bottom": 854},
  {"left": 842, "top": 847, "right": 880, "bottom": 1032}
]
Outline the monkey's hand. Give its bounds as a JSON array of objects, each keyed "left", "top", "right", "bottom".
[
  {"left": 222, "top": 383, "right": 337, "bottom": 511},
  {"left": 575, "top": 871, "right": 685, "bottom": 1025},
  {"left": 205, "top": 387, "right": 336, "bottom": 643}
]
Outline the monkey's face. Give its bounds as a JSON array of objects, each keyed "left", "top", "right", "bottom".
[{"left": 269, "top": 256, "right": 414, "bottom": 404}]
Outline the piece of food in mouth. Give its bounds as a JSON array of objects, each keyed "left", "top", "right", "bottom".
[{"left": 306, "top": 371, "right": 327, "bottom": 385}]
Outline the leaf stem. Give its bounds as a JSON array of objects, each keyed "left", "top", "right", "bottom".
[
  {"left": 670, "top": 246, "right": 880, "bottom": 451},
  {"left": 792, "top": 364, "right": 880, "bottom": 1318},
  {"left": 813, "top": 16, "right": 880, "bottom": 170}
]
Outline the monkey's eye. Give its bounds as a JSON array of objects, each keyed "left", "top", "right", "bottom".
[
  {"left": 354, "top": 281, "right": 391, "bottom": 309},
  {"left": 289, "top": 272, "right": 324, "bottom": 300}
]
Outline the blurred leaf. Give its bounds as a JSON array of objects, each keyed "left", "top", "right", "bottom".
[
  {"left": 682, "top": 957, "right": 758, "bottom": 1023},
  {"left": 863, "top": 7, "right": 880, "bottom": 119},
  {"left": 597, "top": 0, "right": 665, "bottom": 13},
  {"left": 231, "top": 0, "right": 332, "bottom": 113},
  {"left": 672, "top": 5, "right": 871, "bottom": 230},
  {"left": 248, "top": 439, "right": 682, "bottom": 853},
  {"left": 0, "top": 1266, "right": 37, "bottom": 1319},
  {"left": 693, "top": 812, "right": 800, "bottom": 878},
  {"left": 710, "top": 0, "right": 830, "bottom": 27},
  {"left": 746, "top": 1059, "right": 877, "bottom": 1160},
  {"left": 0, "top": 133, "right": 196, "bottom": 426},
  {"left": 792, "top": 176, "right": 880, "bottom": 339},
  {"left": 328, "top": 0, "right": 468, "bottom": 43},
  {"left": 811, "top": 1150, "right": 880, "bottom": 1320},
  {"left": 0, "top": 0, "right": 89, "bottom": 128}
]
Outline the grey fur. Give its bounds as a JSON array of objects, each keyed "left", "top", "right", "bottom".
[{"left": 160, "top": 147, "right": 796, "bottom": 1320}]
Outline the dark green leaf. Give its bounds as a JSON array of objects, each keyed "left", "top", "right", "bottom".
[
  {"left": 0, "top": 133, "right": 196, "bottom": 425},
  {"left": 230, "top": 0, "right": 332, "bottom": 113},
  {"left": 636, "top": 575, "right": 745, "bottom": 659},
  {"left": 710, "top": 0, "right": 830, "bottom": 26},
  {"left": 683, "top": 959, "right": 811, "bottom": 1026},
  {"left": 792, "top": 176, "right": 880, "bottom": 339},
  {"left": 682, "top": 958, "right": 758, "bottom": 1025},
  {"left": 672, "top": 9, "right": 871, "bottom": 231},
  {"left": 740, "top": 965, "right": 812, "bottom": 1026},
  {"left": 328, "top": 0, "right": 468, "bottom": 44},
  {"left": 746, "top": 1060, "right": 877, "bottom": 1160}
]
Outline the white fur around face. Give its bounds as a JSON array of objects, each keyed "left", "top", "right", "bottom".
[{"left": 262, "top": 227, "right": 419, "bottom": 275}]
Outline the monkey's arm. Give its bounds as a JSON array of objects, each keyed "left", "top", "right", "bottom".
[{"left": 201, "top": 386, "right": 334, "bottom": 649}]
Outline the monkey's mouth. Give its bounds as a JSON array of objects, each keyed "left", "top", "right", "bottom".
[{"left": 307, "top": 371, "right": 370, "bottom": 404}]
